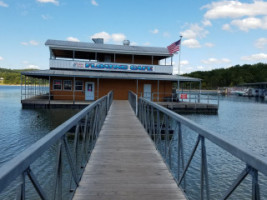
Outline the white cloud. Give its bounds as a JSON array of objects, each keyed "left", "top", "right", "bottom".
[
  {"left": 90, "top": 32, "right": 126, "bottom": 44},
  {"left": 0, "top": 56, "right": 3, "bottom": 61},
  {"left": 29, "top": 40, "right": 39, "bottom": 46},
  {"left": 222, "top": 23, "right": 231, "bottom": 31},
  {"left": 0, "top": 1, "right": 8, "bottom": 7},
  {"left": 204, "top": 42, "right": 214, "bottom": 48},
  {"left": 241, "top": 53, "right": 267, "bottom": 61},
  {"left": 180, "top": 24, "right": 208, "bottom": 39},
  {"left": 111, "top": 33, "right": 126, "bottom": 43},
  {"left": 197, "top": 66, "right": 205, "bottom": 70},
  {"left": 255, "top": 38, "right": 267, "bottom": 49},
  {"left": 21, "top": 40, "right": 39, "bottom": 46},
  {"left": 37, "top": 0, "right": 59, "bottom": 5},
  {"left": 131, "top": 41, "right": 138, "bottom": 46},
  {"left": 202, "top": 58, "right": 231, "bottom": 65},
  {"left": 203, "top": 1, "right": 267, "bottom": 19},
  {"left": 181, "top": 60, "right": 189, "bottom": 66},
  {"left": 67, "top": 37, "right": 80, "bottom": 42},
  {"left": 182, "top": 39, "right": 201, "bottom": 48},
  {"left": 150, "top": 29, "right": 159, "bottom": 34},
  {"left": 202, "top": 19, "right": 212, "bottom": 26},
  {"left": 26, "top": 64, "right": 40, "bottom": 69},
  {"left": 231, "top": 17, "right": 267, "bottom": 31},
  {"left": 91, "top": 31, "right": 110, "bottom": 42},
  {"left": 91, "top": 0, "right": 98, "bottom": 6}
]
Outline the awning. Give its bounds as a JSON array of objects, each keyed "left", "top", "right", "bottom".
[{"left": 21, "top": 69, "right": 201, "bottom": 82}]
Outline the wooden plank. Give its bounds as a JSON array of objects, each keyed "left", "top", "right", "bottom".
[{"left": 73, "top": 100, "right": 187, "bottom": 200}]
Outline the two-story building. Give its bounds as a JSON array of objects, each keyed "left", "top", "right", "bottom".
[{"left": 21, "top": 38, "right": 200, "bottom": 104}]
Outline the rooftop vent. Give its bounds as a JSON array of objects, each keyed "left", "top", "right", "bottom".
[
  {"left": 92, "top": 38, "right": 104, "bottom": 44},
  {"left": 123, "top": 40, "right": 130, "bottom": 46}
]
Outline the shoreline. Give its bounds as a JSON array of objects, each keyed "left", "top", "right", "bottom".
[{"left": 0, "top": 84, "right": 20, "bottom": 86}]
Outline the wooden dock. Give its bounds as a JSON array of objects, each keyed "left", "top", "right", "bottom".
[
  {"left": 158, "top": 102, "right": 218, "bottom": 114},
  {"left": 73, "top": 100, "right": 186, "bottom": 200},
  {"left": 21, "top": 99, "right": 91, "bottom": 109}
]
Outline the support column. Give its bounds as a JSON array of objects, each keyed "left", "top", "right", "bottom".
[
  {"left": 49, "top": 76, "right": 51, "bottom": 105},
  {"left": 20, "top": 75, "right": 22, "bottom": 101},
  {"left": 34, "top": 78, "right": 36, "bottom": 96},
  {"left": 97, "top": 78, "right": 99, "bottom": 99},
  {"left": 73, "top": 77, "right": 75, "bottom": 104},
  {"left": 114, "top": 53, "right": 116, "bottom": 62},
  {"left": 151, "top": 56, "right": 154, "bottom": 65},
  {"left": 199, "top": 80, "right": 202, "bottom": 103},
  {"left": 25, "top": 76, "right": 27, "bottom": 99},
  {"left": 190, "top": 82, "right": 192, "bottom": 102},
  {"left": 132, "top": 55, "right": 134, "bottom": 64},
  {"left": 136, "top": 79, "right": 138, "bottom": 97},
  {"left": 157, "top": 80, "right": 159, "bottom": 102}
]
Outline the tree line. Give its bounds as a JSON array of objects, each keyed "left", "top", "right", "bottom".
[
  {"left": 183, "top": 63, "right": 267, "bottom": 89},
  {"left": 0, "top": 68, "right": 36, "bottom": 85},
  {"left": 1, "top": 63, "right": 267, "bottom": 87}
]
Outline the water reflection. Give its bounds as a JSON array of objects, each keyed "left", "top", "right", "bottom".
[{"left": 0, "top": 86, "right": 80, "bottom": 199}]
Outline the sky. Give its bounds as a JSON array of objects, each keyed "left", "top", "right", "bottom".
[{"left": 0, "top": 0, "right": 267, "bottom": 74}]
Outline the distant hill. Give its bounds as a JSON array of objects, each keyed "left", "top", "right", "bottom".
[
  {"left": 0, "top": 68, "right": 37, "bottom": 85},
  {"left": 183, "top": 63, "right": 267, "bottom": 89}
]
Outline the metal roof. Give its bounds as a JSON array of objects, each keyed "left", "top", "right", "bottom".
[
  {"left": 45, "top": 39, "right": 172, "bottom": 57},
  {"left": 21, "top": 70, "right": 201, "bottom": 82}
]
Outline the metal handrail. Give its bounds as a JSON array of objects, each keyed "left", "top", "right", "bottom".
[
  {"left": 0, "top": 91, "right": 113, "bottom": 199},
  {"left": 152, "top": 92, "right": 219, "bottom": 106},
  {"left": 135, "top": 95, "right": 266, "bottom": 200},
  {"left": 128, "top": 91, "right": 138, "bottom": 115}
]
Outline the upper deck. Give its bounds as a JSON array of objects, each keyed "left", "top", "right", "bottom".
[{"left": 46, "top": 39, "right": 174, "bottom": 75}]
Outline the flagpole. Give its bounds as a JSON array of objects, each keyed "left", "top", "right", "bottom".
[{"left": 178, "top": 35, "right": 183, "bottom": 75}]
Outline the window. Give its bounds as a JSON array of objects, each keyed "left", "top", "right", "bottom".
[
  {"left": 75, "top": 80, "right": 83, "bottom": 91},
  {"left": 63, "top": 80, "right": 72, "bottom": 90},
  {"left": 104, "top": 55, "right": 111, "bottom": 62},
  {"left": 53, "top": 80, "right": 62, "bottom": 90}
]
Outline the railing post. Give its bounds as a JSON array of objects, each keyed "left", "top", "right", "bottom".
[
  {"left": 177, "top": 122, "right": 185, "bottom": 186},
  {"left": 54, "top": 140, "right": 63, "bottom": 200},
  {"left": 48, "top": 76, "right": 51, "bottom": 105},
  {"left": 200, "top": 136, "right": 210, "bottom": 200},
  {"left": 27, "top": 167, "right": 48, "bottom": 200},
  {"left": 251, "top": 168, "right": 260, "bottom": 200},
  {"left": 136, "top": 94, "right": 138, "bottom": 116},
  {"left": 16, "top": 172, "right": 26, "bottom": 200}
]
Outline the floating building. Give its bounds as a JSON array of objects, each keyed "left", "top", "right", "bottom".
[{"left": 21, "top": 38, "right": 200, "bottom": 107}]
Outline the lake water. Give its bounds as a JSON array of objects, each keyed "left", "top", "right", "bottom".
[
  {"left": 0, "top": 86, "right": 80, "bottom": 199},
  {"left": 0, "top": 86, "right": 267, "bottom": 199},
  {"left": 177, "top": 95, "right": 267, "bottom": 199}
]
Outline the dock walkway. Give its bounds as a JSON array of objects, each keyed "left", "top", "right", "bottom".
[{"left": 73, "top": 100, "right": 186, "bottom": 200}]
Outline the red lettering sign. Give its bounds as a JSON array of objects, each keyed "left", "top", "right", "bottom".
[{"left": 180, "top": 94, "right": 187, "bottom": 99}]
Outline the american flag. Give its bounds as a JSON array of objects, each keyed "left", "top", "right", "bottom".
[{"left": 167, "top": 39, "right": 181, "bottom": 54}]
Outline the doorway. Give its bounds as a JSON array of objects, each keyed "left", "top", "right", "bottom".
[
  {"left": 144, "top": 84, "right": 151, "bottom": 101},
  {"left": 85, "top": 82, "right": 95, "bottom": 100}
]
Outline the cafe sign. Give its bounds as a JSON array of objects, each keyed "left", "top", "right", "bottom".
[{"left": 72, "top": 61, "right": 154, "bottom": 72}]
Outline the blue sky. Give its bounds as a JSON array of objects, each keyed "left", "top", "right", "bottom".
[{"left": 0, "top": 0, "right": 267, "bottom": 74}]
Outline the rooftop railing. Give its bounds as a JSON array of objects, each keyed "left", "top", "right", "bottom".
[
  {"left": 128, "top": 90, "right": 267, "bottom": 200},
  {"left": 49, "top": 59, "right": 173, "bottom": 74},
  {"left": 0, "top": 91, "right": 113, "bottom": 200}
]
